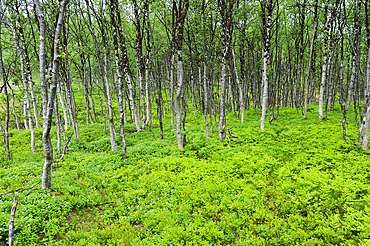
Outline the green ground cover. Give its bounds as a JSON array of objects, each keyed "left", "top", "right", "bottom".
[{"left": 1, "top": 104, "right": 370, "bottom": 245}]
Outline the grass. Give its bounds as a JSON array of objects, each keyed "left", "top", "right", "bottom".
[{"left": 1, "top": 90, "right": 370, "bottom": 245}]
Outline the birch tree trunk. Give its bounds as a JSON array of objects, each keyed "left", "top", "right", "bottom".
[
  {"left": 260, "top": 0, "right": 273, "bottom": 131},
  {"left": 347, "top": 1, "right": 360, "bottom": 111},
  {"left": 319, "top": 12, "right": 330, "bottom": 120},
  {"left": 18, "top": 21, "right": 40, "bottom": 129},
  {"left": 218, "top": 0, "right": 234, "bottom": 141},
  {"left": 63, "top": 31, "right": 80, "bottom": 140},
  {"left": 232, "top": 47, "right": 244, "bottom": 123},
  {"left": 34, "top": 0, "right": 69, "bottom": 189},
  {"left": 10, "top": 22, "right": 36, "bottom": 153},
  {"left": 85, "top": 0, "right": 117, "bottom": 150},
  {"left": 114, "top": 0, "right": 141, "bottom": 132},
  {"left": 173, "top": 0, "right": 189, "bottom": 148},
  {"left": 361, "top": 0, "right": 370, "bottom": 149},
  {"left": 201, "top": 0, "right": 209, "bottom": 140},
  {"left": 110, "top": 0, "right": 128, "bottom": 155},
  {"left": 0, "top": 9, "right": 10, "bottom": 160},
  {"left": 304, "top": 2, "right": 318, "bottom": 118}
]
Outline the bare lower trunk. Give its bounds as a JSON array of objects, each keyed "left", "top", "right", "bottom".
[
  {"left": 175, "top": 49, "right": 184, "bottom": 149},
  {"left": 103, "top": 45, "right": 118, "bottom": 151},
  {"left": 54, "top": 97, "right": 62, "bottom": 154},
  {"left": 170, "top": 54, "right": 175, "bottom": 131},
  {"left": 10, "top": 88, "right": 20, "bottom": 131},
  {"left": 19, "top": 24, "right": 40, "bottom": 129},
  {"left": 319, "top": 52, "right": 328, "bottom": 120},
  {"left": 362, "top": 48, "right": 370, "bottom": 149},
  {"left": 34, "top": 0, "right": 69, "bottom": 189},
  {"left": 8, "top": 195, "right": 18, "bottom": 246},
  {"left": 145, "top": 64, "right": 152, "bottom": 127},
  {"left": 63, "top": 44, "right": 80, "bottom": 140},
  {"left": 219, "top": 54, "right": 227, "bottom": 141},
  {"left": 232, "top": 47, "right": 244, "bottom": 123},
  {"left": 347, "top": 61, "right": 356, "bottom": 111},
  {"left": 57, "top": 81, "right": 69, "bottom": 130},
  {"left": 260, "top": 47, "right": 269, "bottom": 131},
  {"left": 304, "top": 15, "right": 317, "bottom": 118},
  {"left": 0, "top": 22, "right": 10, "bottom": 160}
]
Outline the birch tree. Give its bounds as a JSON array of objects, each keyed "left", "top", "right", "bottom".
[
  {"left": 260, "top": 0, "right": 274, "bottom": 130},
  {"left": 34, "top": 0, "right": 69, "bottom": 189},
  {"left": 218, "top": 0, "right": 234, "bottom": 141}
]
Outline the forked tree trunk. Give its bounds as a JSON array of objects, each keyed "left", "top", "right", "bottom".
[{"left": 34, "top": 0, "right": 69, "bottom": 189}]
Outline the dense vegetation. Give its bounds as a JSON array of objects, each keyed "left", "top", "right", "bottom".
[
  {"left": 1, "top": 93, "right": 370, "bottom": 245},
  {"left": 1, "top": 0, "right": 370, "bottom": 244}
]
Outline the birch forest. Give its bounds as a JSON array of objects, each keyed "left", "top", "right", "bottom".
[{"left": 1, "top": 0, "right": 370, "bottom": 244}]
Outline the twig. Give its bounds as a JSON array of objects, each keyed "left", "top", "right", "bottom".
[
  {"left": 8, "top": 195, "right": 18, "bottom": 246},
  {"left": 226, "top": 135, "right": 230, "bottom": 144}
]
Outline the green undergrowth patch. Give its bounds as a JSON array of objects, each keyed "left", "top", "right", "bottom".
[{"left": 1, "top": 103, "right": 370, "bottom": 245}]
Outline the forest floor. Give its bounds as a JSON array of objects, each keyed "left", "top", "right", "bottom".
[{"left": 1, "top": 101, "right": 370, "bottom": 245}]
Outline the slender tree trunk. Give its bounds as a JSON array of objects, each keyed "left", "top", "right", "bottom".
[
  {"left": 110, "top": 0, "right": 128, "bottom": 155},
  {"left": 319, "top": 13, "right": 330, "bottom": 120},
  {"left": 85, "top": 0, "right": 117, "bottom": 150},
  {"left": 18, "top": 23, "right": 40, "bottom": 129},
  {"left": 218, "top": 0, "right": 234, "bottom": 141},
  {"left": 232, "top": 47, "right": 244, "bottom": 123},
  {"left": 10, "top": 22, "right": 36, "bottom": 153},
  {"left": 0, "top": 13, "right": 10, "bottom": 160},
  {"left": 260, "top": 0, "right": 273, "bottom": 131},
  {"left": 147, "top": 4, "right": 164, "bottom": 138},
  {"left": 34, "top": 0, "right": 69, "bottom": 189},
  {"left": 54, "top": 96, "right": 62, "bottom": 154},
  {"left": 170, "top": 54, "right": 175, "bottom": 131},
  {"left": 361, "top": 0, "right": 370, "bottom": 149},
  {"left": 304, "top": 5, "right": 317, "bottom": 118}
]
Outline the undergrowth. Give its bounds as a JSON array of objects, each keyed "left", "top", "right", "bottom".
[{"left": 1, "top": 103, "right": 370, "bottom": 245}]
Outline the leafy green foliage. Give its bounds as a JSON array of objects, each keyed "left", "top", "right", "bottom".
[{"left": 1, "top": 103, "right": 370, "bottom": 245}]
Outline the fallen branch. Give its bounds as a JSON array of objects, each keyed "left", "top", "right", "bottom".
[
  {"left": 54, "top": 133, "right": 73, "bottom": 164},
  {"left": 8, "top": 195, "right": 18, "bottom": 246},
  {"left": 0, "top": 182, "right": 41, "bottom": 198},
  {"left": 228, "top": 129, "right": 238, "bottom": 138},
  {"left": 226, "top": 135, "right": 231, "bottom": 144},
  {"left": 93, "top": 202, "right": 116, "bottom": 207}
]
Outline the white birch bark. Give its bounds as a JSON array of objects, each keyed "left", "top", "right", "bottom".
[
  {"left": 319, "top": 17, "right": 330, "bottom": 120},
  {"left": 260, "top": 6, "right": 271, "bottom": 131},
  {"left": 175, "top": 49, "right": 184, "bottom": 148},
  {"left": 145, "top": 63, "right": 152, "bottom": 128},
  {"left": 170, "top": 54, "right": 175, "bottom": 131},
  {"left": 232, "top": 47, "right": 244, "bottom": 123},
  {"left": 34, "top": 0, "right": 69, "bottom": 189},
  {"left": 362, "top": 48, "right": 370, "bottom": 149},
  {"left": 19, "top": 25, "right": 40, "bottom": 129},
  {"left": 304, "top": 17, "right": 317, "bottom": 118},
  {"left": 10, "top": 22, "right": 36, "bottom": 153},
  {"left": 57, "top": 81, "right": 69, "bottom": 130}
]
